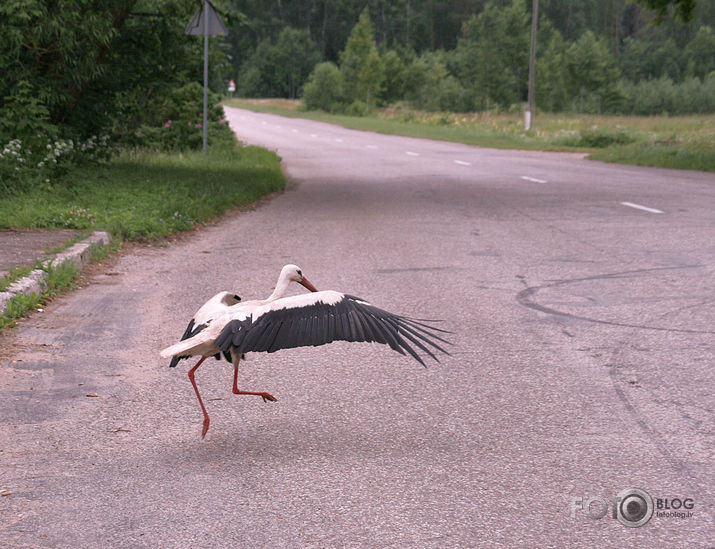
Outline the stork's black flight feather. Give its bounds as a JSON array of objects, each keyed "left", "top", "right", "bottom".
[{"left": 214, "top": 294, "right": 450, "bottom": 366}]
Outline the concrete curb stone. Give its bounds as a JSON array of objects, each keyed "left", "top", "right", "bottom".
[{"left": 0, "top": 231, "right": 110, "bottom": 317}]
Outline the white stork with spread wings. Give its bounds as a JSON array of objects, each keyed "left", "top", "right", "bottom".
[{"left": 161, "top": 264, "right": 450, "bottom": 438}]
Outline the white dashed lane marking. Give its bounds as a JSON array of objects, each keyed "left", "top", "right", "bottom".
[
  {"left": 620, "top": 201, "right": 664, "bottom": 214},
  {"left": 520, "top": 176, "right": 547, "bottom": 183},
  {"left": 232, "top": 115, "right": 672, "bottom": 222}
]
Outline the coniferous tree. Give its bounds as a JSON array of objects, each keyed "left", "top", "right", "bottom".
[
  {"left": 340, "top": 8, "right": 385, "bottom": 109},
  {"left": 535, "top": 23, "right": 570, "bottom": 112}
]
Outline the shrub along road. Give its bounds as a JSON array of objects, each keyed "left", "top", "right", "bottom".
[{"left": 0, "top": 107, "right": 712, "bottom": 546}]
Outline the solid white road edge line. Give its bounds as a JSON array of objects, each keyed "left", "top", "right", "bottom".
[{"left": 520, "top": 176, "right": 547, "bottom": 183}]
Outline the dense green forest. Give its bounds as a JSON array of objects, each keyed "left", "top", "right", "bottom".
[
  {"left": 229, "top": 0, "right": 709, "bottom": 61},
  {"left": 230, "top": 0, "right": 715, "bottom": 115},
  {"left": 0, "top": 0, "right": 713, "bottom": 152}
]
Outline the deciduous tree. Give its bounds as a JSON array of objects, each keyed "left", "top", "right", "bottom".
[
  {"left": 456, "top": 0, "right": 530, "bottom": 110},
  {"left": 565, "top": 31, "right": 621, "bottom": 112}
]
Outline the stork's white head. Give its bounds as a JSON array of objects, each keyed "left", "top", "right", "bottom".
[{"left": 280, "top": 264, "right": 318, "bottom": 292}]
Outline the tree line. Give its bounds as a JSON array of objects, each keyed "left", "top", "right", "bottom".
[
  {"left": 232, "top": 0, "right": 715, "bottom": 115},
  {"left": 0, "top": 0, "right": 219, "bottom": 142},
  {"left": 0, "top": 0, "right": 712, "bottom": 153}
]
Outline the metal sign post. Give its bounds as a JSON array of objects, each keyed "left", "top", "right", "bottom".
[
  {"left": 202, "top": 0, "right": 209, "bottom": 153},
  {"left": 185, "top": 0, "right": 227, "bottom": 154}
]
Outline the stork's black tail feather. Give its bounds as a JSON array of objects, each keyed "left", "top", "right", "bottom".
[{"left": 168, "top": 319, "right": 209, "bottom": 368}]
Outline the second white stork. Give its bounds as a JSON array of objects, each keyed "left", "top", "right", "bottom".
[
  {"left": 167, "top": 291, "right": 243, "bottom": 369},
  {"left": 161, "top": 264, "right": 450, "bottom": 438}
]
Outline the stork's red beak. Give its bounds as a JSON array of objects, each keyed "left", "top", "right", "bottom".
[{"left": 299, "top": 277, "right": 318, "bottom": 292}]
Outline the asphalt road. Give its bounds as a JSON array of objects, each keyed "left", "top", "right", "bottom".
[{"left": 1, "top": 106, "right": 713, "bottom": 547}]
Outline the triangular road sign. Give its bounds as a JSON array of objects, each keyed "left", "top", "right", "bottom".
[{"left": 185, "top": 1, "right": 227, "bottom": 36}]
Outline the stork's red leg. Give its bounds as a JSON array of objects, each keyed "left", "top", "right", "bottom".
[
  {"left": 187, "top": 356, "right": 211, "bottom": 438},
  {"left": 232, "top": 358, "right": 277, "bottom": 403}
]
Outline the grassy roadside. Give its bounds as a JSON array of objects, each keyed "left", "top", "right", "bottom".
[
  {"left": 0, "top": 241, "right": 111, "bottom": 331},
  {"left": 0, "top": 144, "right": 285, "bottom": 239},
  {"left": 0, "top": 261, "right": 81, "bottom": 330},
  {"left": 227, "top": 99, "right": 715, "bottom": 172},
  {"left": 0, "top": 142, "right": 285, "bottom": 330}
]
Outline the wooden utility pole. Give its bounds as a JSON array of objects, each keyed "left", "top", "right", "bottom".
[{"left": 525, "top": 0, "right": 539, "bottom": 131}]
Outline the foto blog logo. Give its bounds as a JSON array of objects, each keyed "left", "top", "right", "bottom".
[{"left": 571, "top": 488, "right": 695, "bottom": 528}]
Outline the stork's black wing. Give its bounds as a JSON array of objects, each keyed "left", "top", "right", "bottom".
[{"left": 214, "top": 294, "right": 451, "bottom": 366}]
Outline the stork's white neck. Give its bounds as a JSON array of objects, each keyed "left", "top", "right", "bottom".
[{"left": 265, "top": 272, "right": 292, "bottom": 302}]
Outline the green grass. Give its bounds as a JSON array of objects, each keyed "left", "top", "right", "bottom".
[
  {"left": 0, "top": 141, "right": 285, "bottom": 331},
  {"left": 0, "top": 266, "right": 34, "bottom": 292},
  {"left": 227, "top": 99, "right": 715, "bottom": 172},
  {"left": 43, "top": 233, "right": 88, "bottom": 256},
  {"left": 0, "top": 143, "right": 286, "bottom": 240},
  {"left": 0, "top": 233, "right": 124, "bottom": 332},
  {"left": 590, "top": 141, "right": 715, "bottom": 171},
  {"left": 0, "top": 234, "right": 91, "bottom": 294},
  {"left": 0, "top": 293, "right": 43, "bottom": 330},
  {"left": 89, "top": 241, "right": 110, "bottom": 263},
  {"left": 0, "top": 136, "right": 285, "bottom": 333},
  {"left": 0, "top": 261, "right": 79, "bottom": 330}
]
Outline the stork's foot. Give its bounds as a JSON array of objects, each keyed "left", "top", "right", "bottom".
[
  {"left": 201, "top": 416, "right": 210, "bottom": 439},
  {"left": 259, "top": 392, "right": 277, "bottom": 403},
  {"left": 232, "top": 388, "right": 277, "bottom": 402}
]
